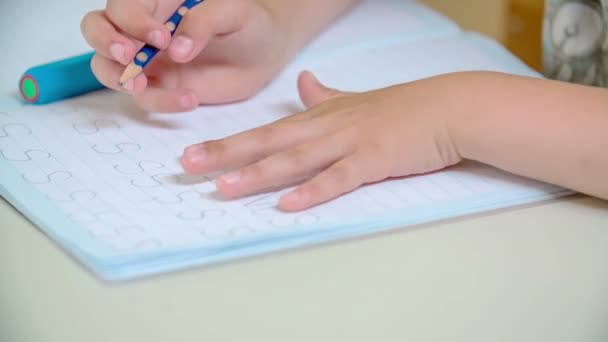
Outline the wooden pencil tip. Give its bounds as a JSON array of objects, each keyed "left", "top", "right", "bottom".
[{"left": 118, "top": 63, "right": 144, "bottom": 87}]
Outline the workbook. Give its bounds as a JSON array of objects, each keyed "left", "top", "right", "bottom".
[{"left": 0, "top": 0, "right": 572, "bottom": 280}]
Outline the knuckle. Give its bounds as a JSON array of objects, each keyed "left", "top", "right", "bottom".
[
  {"left": 123, "top": 22, "right": 145, "bottom": 37},
  {"left": 181, "top": 5, "right": 204, "bottom": 24},
  {"left": 139, "top": 0, "right": 157, "bottom": 13},
  {"left": 284, "top": 148, "right": 309, "bottom": 166},
  {"left": 255, "top": 124, "right": 283, "bottom": 146},
  {"left": 80, "top": 12, "right": 93, "bottom": 32},
  {"left": 106, "top": 1, "right": 150, "bottom": 34},
  {"left": 105, "top": 0, "right": 119, "bottom": 15},
  {"left": 81, "top": 11, "right": 106, "bottom": 40},
  {"left": 331, "top": 163, "right": 355, "bottom": 182}
]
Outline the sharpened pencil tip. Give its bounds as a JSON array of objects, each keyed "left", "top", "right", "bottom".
[
  {"left": 118, "top": 82, "right": 124, "bottom": 87},
  {"left": 118, "top": 63, "right": 144, "bottom": 89}
]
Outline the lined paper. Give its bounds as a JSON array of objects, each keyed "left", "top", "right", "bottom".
[{"left": 0, "top": 1, "right": 571, "bottom": 280}]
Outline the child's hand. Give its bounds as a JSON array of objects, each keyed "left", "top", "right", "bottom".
[
  {"left": 81, "top": 0, "right": 290, "bottom": 112},
  {"left": 181, "top": 72, "right": 464, "bottom": 211}
]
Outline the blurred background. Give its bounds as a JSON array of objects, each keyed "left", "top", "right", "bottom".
[{"left": 423, "top": 0, "right": 544, "bottom": 71}]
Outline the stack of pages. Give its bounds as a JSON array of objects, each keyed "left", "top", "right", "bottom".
[{"left": 0, "top": 0, "right": 571, "bottom": 280}]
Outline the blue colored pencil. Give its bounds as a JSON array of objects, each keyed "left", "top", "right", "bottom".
[{"left": 118, "top": 0, "right": 205, "bottom": 85}]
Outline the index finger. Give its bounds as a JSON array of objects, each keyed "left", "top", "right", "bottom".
[
  {"left": 181, "top": 106, "right": 343, "bottom": 175},
  {"left": 105, "top": 0, "right": 178, "bottom": 48}
]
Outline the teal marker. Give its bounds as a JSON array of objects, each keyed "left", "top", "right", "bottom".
[{"left": 19, "top": 52, "right": 105, "bottom": 105}]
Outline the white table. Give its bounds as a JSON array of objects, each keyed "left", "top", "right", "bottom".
[{"left": 2, "top": 195, "right": 608, "bottom": 342}]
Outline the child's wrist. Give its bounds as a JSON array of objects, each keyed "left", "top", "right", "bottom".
[{"left": 443, "top": 71, "right": 495, "bottom": 164}]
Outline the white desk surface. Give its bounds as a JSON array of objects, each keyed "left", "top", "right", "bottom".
[{"left": 2, "top": 195, "right": 608, "bottom": 342}]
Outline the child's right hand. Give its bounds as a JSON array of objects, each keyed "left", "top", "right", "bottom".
[{"left": 81, "top": 0, "right": 292, "bottom": 112}]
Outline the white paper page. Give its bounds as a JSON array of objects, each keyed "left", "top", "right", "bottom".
[
  {"left": 0, "top": 33, "right": 566, "bottom": 257},
  {"left": 302, "top": 0, "right": 459, "bottom": 55}
]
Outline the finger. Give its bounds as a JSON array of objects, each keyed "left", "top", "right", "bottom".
[
  {"left": 90, "top": 54, "right": 148, "bottom": 93},
  {"left": 181, "top": 118, "right": 324, "bottom": 175},
  {"left": 168, "top": 0, "right": 248, "bottom": 63},
  {"left": 297, "top": 71, "right": 352, "bottom": 109},
  {"left": 275, "top": 71, "right": 355, "bottom": 124},
  {"left": 279, "top": 148, "right": 388, "bottom": 211},
  {"left": 180, "top": 107, "right": 347, "bottom": 175},
  {"left": 132, "top": 87, "right": 198, "bottom": 113},
  {"left": 216, "top": 129, "right": 356, "bottom": 198},
  {"left": 81, "top": 11, "right": 137, "bottom": 65},
  {"left": 106, "top": 0, "right": 171, "bottom": 49}
]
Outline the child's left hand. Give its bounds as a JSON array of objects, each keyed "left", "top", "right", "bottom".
[{"left": 181, "top": 72, "right": 464, "bottom": 211}]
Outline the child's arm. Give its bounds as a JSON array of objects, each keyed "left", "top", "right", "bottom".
[
  {"left": 181, "top": 71, "right": 608, "bottom": 211},
  {"left": 450, "top": 71, "right": 608, "bottom": 200}
]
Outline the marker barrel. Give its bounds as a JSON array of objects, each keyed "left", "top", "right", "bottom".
[{"left": 19, "top": 52, "right": 105, "bottom": 105}]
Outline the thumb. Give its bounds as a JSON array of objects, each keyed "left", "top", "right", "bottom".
[
  {"left": 168, "top": 0, "right": 249, "bottom": 63},
  {"left": 297, "top": 71, "right": 351, "bottom": 109}
]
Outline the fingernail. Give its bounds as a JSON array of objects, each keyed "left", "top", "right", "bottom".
[
  {"left": 180, "top": 94, "right": 196, "bottom": 109},
  {"left": 148, "top": 30, "right": 165, "bottom": 48},
  {"left": 184, "top": 144, "right": 204, "bottom": 155},
  {"left": 170, "top": 36, "right": 194, "bottom": 58},
  {"left": 121, "top": 79, "right": 134, "bottom": 91},
  {"left": 109, "top": 43, "right": 125, "bottom": 63},
  {"left": 220, "top": 171, "right": 241, "bottom": 185},
  {"left": 184, "top": 146, "right": 206, "bottom": 165}
]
